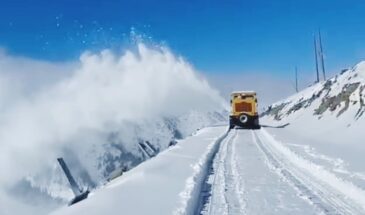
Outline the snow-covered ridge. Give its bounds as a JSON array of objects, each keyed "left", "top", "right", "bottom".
[{"left": 261, "top": 61, "right": 365, "bottom": 125}]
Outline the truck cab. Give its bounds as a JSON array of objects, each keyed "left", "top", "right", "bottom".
[{"left": 229, "top": 91, "right": 260, "bottom": 129}]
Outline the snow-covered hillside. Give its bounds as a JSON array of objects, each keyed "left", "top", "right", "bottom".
[
  {"left": 0, "top": 43, "right": 227, "bottom": 215},
  {"left": 261, "top": 61, "right": 365, "bottom": 136},
  {"left": 260, "top": 61, "right": 365, "bottom": 197}
]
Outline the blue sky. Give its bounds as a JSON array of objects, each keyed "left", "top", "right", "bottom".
[{"left": 1, "top": 0, "right": 365, "bottom": 77}]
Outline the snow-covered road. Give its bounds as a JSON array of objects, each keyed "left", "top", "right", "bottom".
[
  {"left": 52, "top": 126, "right": 365, "bottom": 215},
  {"left": 200, "top": 128, "right": 365, "bottom": 215}
]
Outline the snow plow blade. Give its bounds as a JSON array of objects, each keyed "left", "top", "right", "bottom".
[{"left": 260, "top": 123, "right": 290, "bottom": 128}]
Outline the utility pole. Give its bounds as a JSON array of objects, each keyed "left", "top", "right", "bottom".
[
  {"left": 314, "top": 35, "right": 320, "bottom": 83},
  {"left": 318, "top": 29, "right": 326, "bottom": 80},
  {"left": 295, "top": 66, "right": 299, "bottom": 92}
]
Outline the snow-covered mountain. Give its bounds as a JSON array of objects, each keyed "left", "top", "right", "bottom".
[{"left": 261, "top": 61, "right": 365, "bottom": 138}]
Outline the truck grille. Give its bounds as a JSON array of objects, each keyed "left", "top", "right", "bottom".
[{"left": 235, "top": 102, "right": 252, "bottom": 112}]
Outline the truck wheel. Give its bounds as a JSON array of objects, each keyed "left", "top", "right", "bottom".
[{"left": 239, "top": 114, "right": 249, "bottom": 125}]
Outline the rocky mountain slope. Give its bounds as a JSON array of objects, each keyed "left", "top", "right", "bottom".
[{"left": 261, "top": 61, "right": 365, "bottom": 133}]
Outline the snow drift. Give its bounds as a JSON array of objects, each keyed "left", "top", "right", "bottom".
[{"left": 0, "top": 43, "right": 227, "bottom": 214}]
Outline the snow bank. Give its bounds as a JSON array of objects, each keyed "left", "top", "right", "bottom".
[
  {"left": 52, "top": 126, "right": 227, "bottom": 215},
  {"left": 0, "top": 44, "right": 227, "bottom": 214},
  {"left": 260, "top": 129, "right": 365, "bottom": 211}
]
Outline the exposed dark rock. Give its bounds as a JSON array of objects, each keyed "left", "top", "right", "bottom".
[
  {"left": 340, "top": 69, "right": 348, "bottom": 75},
  {"left": 287, "top": 94, "right": 318, "bottom": 115},
  {"left": 314, "top": 82, "right": 360, "bottom": 117},
  {"left": 261, "top": 102, "right": 288, "bottom": 120},
  {"left": 355, "top": 85, "right": 365, "bottom": 120}
]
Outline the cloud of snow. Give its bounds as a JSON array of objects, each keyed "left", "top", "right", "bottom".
[{"left": 0, "top": 44, "right": 226, "bottom": 214}]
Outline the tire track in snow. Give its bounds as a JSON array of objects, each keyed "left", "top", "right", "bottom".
[
  {"left": 200, "top": 129, "right": 245, "bottom": 215},
  {"left": 229, "top": 129, "right": 246, "bottom": 214},
  {"left": 253, "top": 129, "right": 365, "bottom": 215},
  {"left": 191, "top": 129, "right": 230, "bottom": 215},
  {"left": 224, "top": 129, "right": 246, "bottom": 214},
  {"left": 206, "top": 129, "right": 232, "bottom": 215}
]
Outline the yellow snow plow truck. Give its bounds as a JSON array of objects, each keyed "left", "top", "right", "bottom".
[{"left": 229, "top": 91, "right": 260, "bottom": 129}]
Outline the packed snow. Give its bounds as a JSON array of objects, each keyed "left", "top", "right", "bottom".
[{"left": 53, "top": 124, "right": 365, "bottom": 215}]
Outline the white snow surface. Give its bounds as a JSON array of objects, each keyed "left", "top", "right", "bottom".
[
  {"left": 260, "top": 61, "right": 365, "bottom": 209},
  {"left": 52, "top": 126, "right": 228, "bottom": 215},
  {"left": 201, "top": 128, "right": 365, "bottom": 215},
  {"left": 261, "top": 62, "right": 365, "bottom": 169},
  {"left": 53, "top": 126, "right": 365, "bottom": 215}
]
